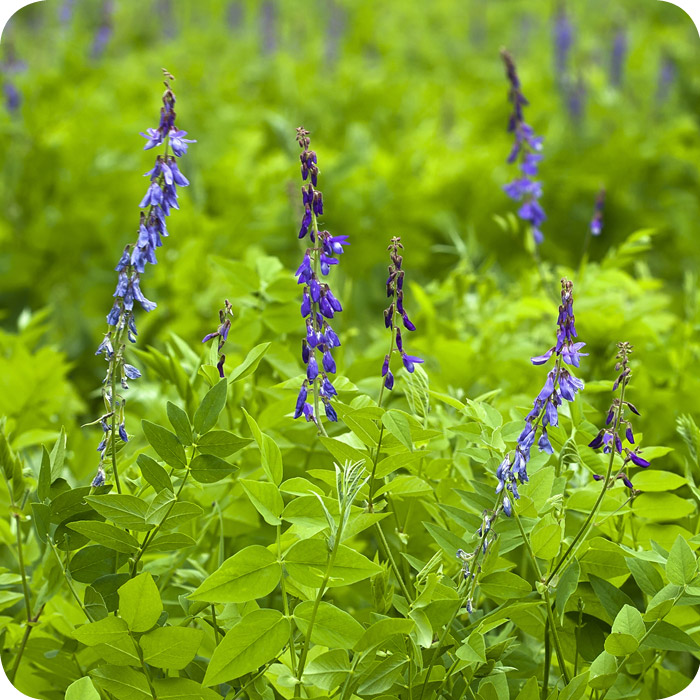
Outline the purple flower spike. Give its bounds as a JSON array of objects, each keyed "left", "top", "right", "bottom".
[
  {"left": 94, "top": 71, "right": 194, "bottom": 480},
  {"left": 292, "top": 129, "right": 345, "bottom": 431},
  {"left": 501, "top": 49, "right": 547, "bottom": 245},
  {"left": 380, "top": 237, "right": 422, "bottom": 395}
]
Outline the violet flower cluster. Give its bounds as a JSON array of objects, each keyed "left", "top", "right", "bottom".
[
  {"left": 293, "top": 127, "right": 348, "bottom": 428},
  {"left": 380, "top": 237, "right": 422, "bottom": 393},
  {"left": 501, "top": 49, "right": 546, "bottom": 246},
  {"left": 496, "top": 278, "right": 587, "bottom": 516},
  {"left": 590, "top": 188, "right": 605, "bottom": 236},
  {"left": 202, "top": 300, "right": 234, "bottom": 378},
  {"left": 93, "top": 72, "right": 194, "bottom": 487},
  {"left": 589, "top": 342, "right": 650, "bottom": 492}
]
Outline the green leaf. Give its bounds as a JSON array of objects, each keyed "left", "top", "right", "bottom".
[
  {"left": 478, "top": 571, "right": 531, "bottom": 601},
  {"left": 228, "top": 342, "right": 271, "bottom": 383},
  {"left": 641, "top": 620, "right": 700, "bottom": 652},
  {"left": 588, "top": 575, "right": 636, "bottom": 623},
  {"left": 65, "top": 677, "right": 101, "bottom": 700},
  {"left": 85, "top": 495, "right": 152, "bottom": 531},
  {"left": 146, "top": 490, "right": 176, "bottom": 525},
  {"left": 140, "top": 627, "right": 203, "bottom": 669},
  {"left": 91, "top": 665, "right": 151, "bottom": 700},
  {"left": 612, "top": 605, "right": 645, "bottom": 639},
  {"left": 66, "top": 521, "right": 139, "bottom": 554},
  {"left": 605, "top": 605, "right": 645, "bottom": 655},
  {"left": 240, "top": 478, "right": 284, "bottom": 525},
  {"left": 142, "top": 421, "right": 187, "bottom": 469},
  {"left": 137, "top": 454, "right": 173, "bottom": 493},
  {"left": 633, "top": 470, "right": 687, "bottom": 492},
  {"left": 194, "top": 378, "right": 228, "bottom": 435},
  {"left": 196, "top": 430, "right": 251, "bottom": 458},
  {"left": 152, "top": 678, "right": 220, "bottom": 700},
  {"left": 118, "top": 572, "right": 162, "bottom": 633},
  {"left": 354, "top": 617, "right": 415, "bottom": 652},
  {"left": 74, "top": 616, "right": 129, "bottom": 646},
  {"left": 530, "top": 515, "right": 562, "bottom": 559},
  {"left": 203, "top": 608, "right": 289, "bottom": 685},
  {"left": 456, "top": 631, "right": 486, "bottom": 664},
  {"left": 38, "top": 445, "right": 51, "bottom": 501},
  {"left": 148, "top": 532, "right": 196, "bottom": 552},
  {"left": 645, "top": 583, "right": 682, "bottom": 620},
  {"left": 294, "top": 600, "right": 365, "bottom": 649},
  {"left": 357, "top": 654, "right": 407, "bottom": 696},
  {"left": 167, "top": 401, "right": 193, "bottom": 445},
  {"left": 626, "top": 557, "right": 664, "bottom": 597},
  {"left": 666, "top": 535, "right": 697, "bottom": 585},
  {"left": 514, "top": 676, "right": 539, "bottom": 700},
  {"left": 189, "top": 545, "right": 281, "bottom": 603},
  {"left": 555, "top": 560, "right": 580, "bottom": 623},
  {"left": 31, "top": 501, "right": 50, "bottom": 543},
  {"left": 632, "top": 492, "right": 695, "bottom": 521},
  {"left": 588, "top": 651, "right": 618, "bottom": 689},
  {"left": 286, "top": 539, "right": 383, "bottom": 588},
  {"left": 381, "top": 410, "right": 413, "bottom": 451},
  {"left": 70, "top": 546, "right": 126, "bottom": 584},
  {"left": 302, "top": 648, "right": 349, "bottom": 691},
  {"left": 190, "top": 453, "right": 238, "bottom": 484},
  {"left": 50, "top": 426, "right": 67, "bottom": 480},
  {"left": 243, "top": 409, "right": 283, "bottom": 484},
  {"left": 160, "top": 501, "right": 203, "bottom": 530}
]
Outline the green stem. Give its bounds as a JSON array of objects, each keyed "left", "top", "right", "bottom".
[
  {"left": 211, "top": 605, "right": 221, "bottom": 645},
  {"left": 278, "top": 524, "right": 298, "bottom": 678},
  {"left": 13, "top": 512, "right": 32, "bottom": 624},
  {"left": 339, "top": 652, "right": 362, "bottom": 700},
  {"left": 49, "top": 541, "right": 93, "bottom": 621},
  {"left": 542, "top": 617, "right": 551, "bottom": 700},
  {"left": 132, "top": 633, "right": 158, "bottom": 700},
  {"left": 131, "top": 460, "right": 192, "bottom": 577},
  {"left": 374, "top": 522, "right": 412, "bottom": 603},
  {"left": 367, "top": 424, "right": 385, "bottom": 511},
  {"left": 294, "top": 522, "right": 345, "bottom": 695},
  {"left": 547, "top": 380, "right": 628, "bottom": 585},
  {"left": 512, "top": 505, "right": 570, "bottom": 685}
]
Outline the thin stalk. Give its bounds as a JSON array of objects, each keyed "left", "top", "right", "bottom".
[
  {"left": 278, "top": 524, "right": 298, "bottom": 678},
  {"left": 367, "top": 424, "right": 385, "bottom": 511},
  {"left": 211, "top": 605, "right": 221, "bottom": 645},
  {"left": 9, "top": 605, "right": 44, "bottom": 686},
  {"left": 109, "top": 359, "right": 123, "bottom": 495},
  {"left": 13, "top": 513, "right": 31, "bottom": 624},
  {"left": 132, "top": 633, "right": 158, "bottom": 700},
  {"left": 547, "top": 380, "right": 627, "bottom": 585},
  {"left": 49, "top": 541, "right": 93, "bottom": 621},
  {"left": 512, "top": 506, "right": 570, "bottom": 685},
  {"left": 338, "top": 652, "right": 362, "bottom": 700},
  {"left": 542, "top": 617, "right": 551, "bottom": 700},
  {"left": 294, "top": 520, "right": 344, "bottom": 695},
  {"left": 130, "top": 460, "right": 192, "bottom": 577},
  {"left": 418, "top": 496, "right": 501, "bottom": 700},
  {"left": 374, "top": 521, "right": 412, "bottom": 603}
]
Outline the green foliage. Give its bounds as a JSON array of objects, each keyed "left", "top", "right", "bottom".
[{"left": 1, "top": 1, "right": 699, "bottom": 699}]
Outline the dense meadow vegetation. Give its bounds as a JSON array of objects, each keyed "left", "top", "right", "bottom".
[{"left": 1, "top": 1, "right": 700, "bottom": 699}]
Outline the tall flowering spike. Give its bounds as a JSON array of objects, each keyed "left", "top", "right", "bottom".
[
  {"left": 610, "top": 28, "right": 627, "bottom": 87},
  {"left": 293, "top": 127, "right": 347, "bottom": 431},
  {"left": 496, "top": 278, "right": 587, "bottom": 513},
  {"left": 552, "top": 5, "right": 573, "bottom": 80},
  {"left": 93, "top": 70, "right": 195, "bottom": 487},
  {"left": 380, "top": 237, "right": 422, "bottom": 397},
  {"left": 589, "top": 342, "right": 650, "bottom": 491},
  {"left": 590, "top": 188, "right": 605, "bottom": 236},
  {"left": 202, "top": 300, "right": 234, "bottom": 378},
  {"left": 501, "top": 49, "right": 546, "bottom": 245}
]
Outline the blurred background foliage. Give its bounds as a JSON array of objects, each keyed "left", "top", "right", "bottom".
[{"left": 0, "top": 0, "right": 699, "bottom": 485}]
